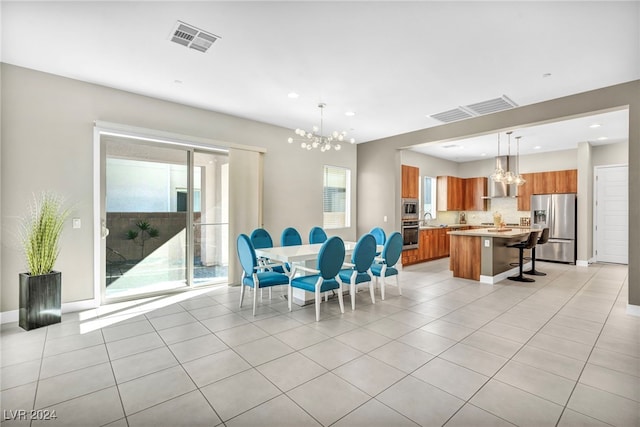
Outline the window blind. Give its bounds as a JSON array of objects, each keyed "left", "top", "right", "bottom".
[{"left": 323, "top": 165, "right": 350, "bottom": 229}]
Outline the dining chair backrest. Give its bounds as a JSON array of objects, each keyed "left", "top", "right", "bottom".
[
  {"left": 250, "top": 228, "right": 274, "bottom": 249},
  {"left": 237, "top": 234, "right": 258, "bottom": 277},
  {"left": 382, "top": 232, "right": 403, "bottom": 267},
  {"left": 309, "top": 226, "right": 328, "bottom": 244},
  {"left": 352, "top": 234, "right": 377, "bottom": 273},
  {"left": 281, "top": 227, "right": 302, "bottom": 246},
  {"left": 370, "top": 227, "right": 386, "bottom": 246},
  {"left": 317, "top": 236, "right": 346, "bottom": 280}
]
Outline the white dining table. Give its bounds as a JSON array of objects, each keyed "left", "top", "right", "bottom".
[{"left": 254, "top": 241, "right": 382, "bottom": 306}]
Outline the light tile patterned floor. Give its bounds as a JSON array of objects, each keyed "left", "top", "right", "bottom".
[{"left": 1, "top": 259, "right": 638, "bottom": 426}]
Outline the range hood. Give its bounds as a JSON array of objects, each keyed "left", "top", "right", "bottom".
[{"left": 484, "top": 156, "right": 518, "bottom": 198}]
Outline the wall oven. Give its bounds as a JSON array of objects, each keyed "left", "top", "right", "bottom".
[
  {"left": 401, "top": 220, "right": 419, "bottom": 250},
  {"left": 402, "top": 198, "right": 419, "bottom": 220}
]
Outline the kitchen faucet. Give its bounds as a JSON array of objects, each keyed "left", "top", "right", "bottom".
[{"left": 423, "top": 211, "right": 433, "bottom": 225}]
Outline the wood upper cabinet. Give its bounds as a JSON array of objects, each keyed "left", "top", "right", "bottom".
[
  {"left": 463, "top": 177, "right": 488, "bottom": 211},
  {"left": 556, "top": 169, "right": 577, "bottom": 193},
  {"left": 402, "top": 165, "right": 419, "bottom": 199},
  {"left": 517, "top": 173, "right": 535, "bottom": 211},
  {"left": 532, "top": 169, "right": 577, "bottom": 194},
  {"left": 438, "top": 176, "right": 487, "bottom": 211},
  {"left": 437, "top": 176, "right": 464, "bottom": 211}
]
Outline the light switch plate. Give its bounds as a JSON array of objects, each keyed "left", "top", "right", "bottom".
[
  {"left": 484, "top": 239, "right": 490, "bottom": 247},
  {"left": 383, "top": 216, "right": 388, "bottom": 222},
  {"left": 72, "top": 218, "right": 81, "bottom": 229}
]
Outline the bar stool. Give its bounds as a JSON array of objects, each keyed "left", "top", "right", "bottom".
[
  {"left": 507, "top": 230, "right": 541, "bottom": 282},
  {"left": 524, "top": 228, "right": 549, "bottom": 276}
]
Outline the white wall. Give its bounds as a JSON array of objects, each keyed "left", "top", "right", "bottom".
[{"left": 0, "top": 64, "right": 357, "bottom": 312}]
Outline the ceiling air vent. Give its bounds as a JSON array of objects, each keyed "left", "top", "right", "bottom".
[
  {"left": 170, "top": 21, "right": 220, "bottom": 53},
  {"left": 430, "top": 95, "right": 518, "bottom": 123},
  {"left": 430, "top": 108, "right": 474, "bottom": 123},
  {"left": 465, "top": 95, "right": 518, "bottom": 115}
]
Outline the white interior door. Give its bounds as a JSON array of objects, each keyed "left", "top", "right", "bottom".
[{"left": 595, "top": 165, "right": 628, "bottom": 264}]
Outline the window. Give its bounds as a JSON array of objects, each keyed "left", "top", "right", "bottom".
[
  {"left": 323, "top": 165, "right": 351, "bottom": 229},
  {"left": 422, "top": 176, "right": 437, "bottom": 218}
]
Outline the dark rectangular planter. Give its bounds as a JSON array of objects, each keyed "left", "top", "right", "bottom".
[{"left": 19, "top": 271, "right": 61, "bottom": 331}]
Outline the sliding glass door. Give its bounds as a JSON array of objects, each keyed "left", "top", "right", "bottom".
[{"left": 101, "top": 135, "right": 228, "bottom": 302}]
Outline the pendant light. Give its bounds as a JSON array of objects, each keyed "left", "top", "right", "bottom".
[
  {"left": 513, "top": 136, "right": 527, "bottom": 186},
  {"left": 490, "top": 133, "right": 505, "bottom": 182},
  {"left": 503, "top": 131, "right": 516, "bottom": 184}
]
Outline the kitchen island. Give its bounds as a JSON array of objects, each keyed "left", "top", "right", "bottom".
[{"left": 448, "top": 228, "right": 532, "bottom": 284}]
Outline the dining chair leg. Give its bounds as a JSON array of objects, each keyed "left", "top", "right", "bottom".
[
  {"left": 396, "top": 275, "right": 402, "bottom": 295},
  {"left": 287, "top": 285, "right": 292, "bottom": 312},
  {"left": 239, "top": 284, "right": 245, "bottom": 309},
  {"left": 350, "top": 282, "right": 356, "bottom": 310},
  {"left": 381, "top": 277, "right": 386, "bottom": 300},
  {"left": 369, "top": 281, "right": 375, "bottom": 304},
  {"left": 315, "top": 290, "right": 321, "bottom": 321},
  {"left": 252, "top": 286, "right": 258, "bottom": 316},
  {"left": 337, "top": 285, "right": 345, "bottom": 314},
  {"left": 260, "top": 288, "right": 263, "bottom": 300}
]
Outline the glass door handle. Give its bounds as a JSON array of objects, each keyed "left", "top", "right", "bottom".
[{"left": 101, "top": 220, "right": 110, "bottom": 239}]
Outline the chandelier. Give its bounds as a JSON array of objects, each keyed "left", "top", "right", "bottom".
[
  {"left": 490, "top": 131, "right": 526, "bottom": 186},
  {"left": 287, "top": 103, "right": 355, "bottom": 152}
]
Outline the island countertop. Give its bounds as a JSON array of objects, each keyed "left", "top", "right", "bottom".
[{"left": 447, "top": 227, "right": 531, "bottom": 238}]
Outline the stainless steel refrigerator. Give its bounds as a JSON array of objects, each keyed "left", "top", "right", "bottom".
[{"left": 531, "top": 193, "right": 577, "bottom": 263}]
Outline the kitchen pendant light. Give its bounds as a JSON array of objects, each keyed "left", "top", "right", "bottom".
[
  {"left": 490, "top": 133, "right": 505, "bottom": 182},
  {"left": 503, "top": 131, "right": 516, "bottom": 184},
  {"left": 513, "top": 136, "right": 527, "bottom": 186}
]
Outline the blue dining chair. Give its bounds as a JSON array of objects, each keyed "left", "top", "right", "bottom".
[
  {"left": 338, "top": 233, "right": 377, "bottom": 310},
  {"left": 371, "top": 231, "right": 403, "bottom": 300},
  {"left": 250, "top": 228, "right": 274, "bottom": 250},
  {"left": 369, "top": 227, "right": 386, "bottom": 246},
  {"left": 250, "top": 228, "right": 288, "bottom": 275},
  {"left": 309, "top": 226, "right": 328, "bottom": 244},
  {"left": 288, "top": 236, "right": 346, "bottom": 321},
  {"left": 237, "top": 234, "right": 289, "bottom": 316},
  {"left": 281, "top": 227, "right": 302, "bottom": 247}
]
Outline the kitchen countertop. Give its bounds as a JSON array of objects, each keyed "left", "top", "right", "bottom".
[{"left": 447, "top": 227, "right": 531, "bottom": 238}]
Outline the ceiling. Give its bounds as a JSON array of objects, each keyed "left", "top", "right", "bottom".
[{"left": 1, "top": 2, "right": 638, "bottom": 149}]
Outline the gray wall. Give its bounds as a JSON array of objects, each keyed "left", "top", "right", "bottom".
[
  {"left": 358, "top": 80, "right": 640, "bottom": 306},
  {"left": 0, "top": 64, "right": 357, "bottom": 312}
]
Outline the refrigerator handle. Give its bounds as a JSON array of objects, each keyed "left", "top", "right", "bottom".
[{"left": 548, "top": 197, "right": 555, "bottom": 235}]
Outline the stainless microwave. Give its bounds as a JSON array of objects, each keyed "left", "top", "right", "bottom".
[{"left": 402, "top": 198, "right": 419, "bottom": 219}]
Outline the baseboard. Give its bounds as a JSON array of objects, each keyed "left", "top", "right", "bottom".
[
  {"left": 576, "top": 259, "right": 590, "bottom": 267},
  {"left": 0, "top": 298, "right": 98, "bottom": 325},
  {"left": 627, "top": 304, "right": 640, "bottom": 317},
  {"left": 480, "top": 262, "right": 532, "bottom": 285}
]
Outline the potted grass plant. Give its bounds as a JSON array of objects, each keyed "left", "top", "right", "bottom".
[{"left": 19, "top": 192, "right": 70, "bottom": 330}]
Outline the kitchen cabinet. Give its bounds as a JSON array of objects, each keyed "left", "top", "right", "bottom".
[
  {"left": 533, "top": 169, "right": 577, "bottom": 194},
  {"left": 437, "top": 176, "right": 464, "bottom": 211},
  {"left": 519, "top": 170, "right": 576, "bottom": 210},
  {"left": 402, "top": 165, "right": 419, "bottom": 199},
  {"left": 517, "top": 173, "right": 535, "bottom": 211},
  {"left": 464, "top": 177, "right": 488, "bottom": 211},
  {"left": 403, "top": 228, "right": 450, "bottom": 265},
  {"left": 401, "top": 248, "right": 419, "bottom": 265}
]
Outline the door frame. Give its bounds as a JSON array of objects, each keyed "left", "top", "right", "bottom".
[{"left": 93, "top": 122, "right": 231, "bottom": 306}]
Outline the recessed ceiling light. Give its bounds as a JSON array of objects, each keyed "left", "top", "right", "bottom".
[
  {"left": 288, "top": 92, "right": 299, "bottom": 99},
  {"left": 597, "top": 136, "right": 608, "bottom": 141},
  {"left": 534, "top": 145, "right": 542, "bottom": 150},
  {"left": 345, "top": 111, "right": 355, "bottom": 117},
  {"left": 590, "top": 123, "right": 601, "bottom": 128},
  {"left": 542, "top": 73, "right": 552, "bottom": 78}
]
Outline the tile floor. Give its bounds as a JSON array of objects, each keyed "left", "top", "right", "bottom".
[{"left": 1, "top": 259, "right": 638, "bottom": 426}]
